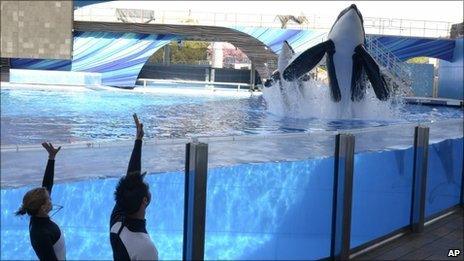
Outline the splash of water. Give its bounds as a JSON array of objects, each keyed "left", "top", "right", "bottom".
[{"left": 262, "top": 77, "right": 404, "bottom": 120}]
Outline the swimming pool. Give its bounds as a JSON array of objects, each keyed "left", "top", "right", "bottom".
[
  {"left": 1, "top": 85, "right": 463, "bottom": 260},
  {"left": 1, "top": 85, "right": 462, "bottom": 146}
]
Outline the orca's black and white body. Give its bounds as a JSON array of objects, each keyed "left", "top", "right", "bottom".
[
  {"left": 264, "top": 41, "right": 310, "bottom": 109},
  {"left": 264, "top": 41, "right": 310, "bottom": 89},
  {"left": 282, "top": 4, "right": 390, "bottom": 102}
]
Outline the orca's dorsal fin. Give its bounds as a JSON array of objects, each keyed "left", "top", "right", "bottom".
[
  {"left": 283, "top": 40, "right": 295, "bottom": 54},
  {"left": 278, "top": 41, "right": 295, "bottom": 73},
  {"left": 354, "top": 45, "right": 390, "bottom": 101},
  {"left": 283, "top": 40, "right": 335, "bottom": 81}
]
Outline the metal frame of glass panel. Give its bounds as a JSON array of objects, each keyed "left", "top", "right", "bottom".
[
  {"left": 411, "top": 126, "right": 430, "bottom": 233},
  {"left": 178, "top": 123, "right": 463, "bottom": 260},
  {"left": 331, "top": 134, "right": 355, "bottom": 260},
  {"left": 183, "top": 142, "right": 208, "bottom": 260}
]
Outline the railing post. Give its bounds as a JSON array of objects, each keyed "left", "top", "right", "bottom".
[
  {"left": 331, "top": 134, "right": 355, "bottom": 260},
  {"left": 410, "top": 126, "right": 429, "bottom": 233},
  {"left": 249, "top": 63, "right": 256, "bottom": 92},
  {"left": 461, "top": 164, "right": 464, "bottom": 208},
  {"left": 183, "top": 142, "right": 209, "bottom": 261}
]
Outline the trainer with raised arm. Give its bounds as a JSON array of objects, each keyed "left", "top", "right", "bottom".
[
  {"left": 110, "top": 114, "right": 158, "bottom": 260},
  {"left": 16, "top": 143, "right": 66, "bottom": 261}
]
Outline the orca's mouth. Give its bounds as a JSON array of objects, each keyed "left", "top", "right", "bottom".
[{"left": 335, "top": 4, "right": 364, "bottom": 25}]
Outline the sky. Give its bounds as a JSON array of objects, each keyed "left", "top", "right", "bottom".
[{"left": 95, "top": 1, "right": 464, "bottom": 23}]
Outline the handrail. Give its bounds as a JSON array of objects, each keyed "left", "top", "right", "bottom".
[
  {"left": 73, "top": 6, "right": 453, "bottom": 38},
  {"left": 365, "top": 36, "right": 413, "bottom": 96},
  {"left": 137, "top": 78, "right": 251, "bottom": 91}
]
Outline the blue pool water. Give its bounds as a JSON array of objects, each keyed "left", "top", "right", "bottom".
[
  {"left": 1, "top": 87, "right": 462, "bottom": 145},
  {"left": 1, "top": 138, "right": 462, "bottom": 260}
]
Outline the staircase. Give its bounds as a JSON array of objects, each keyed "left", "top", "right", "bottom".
[{"left": 365, "top": 36, "right": 413, "bottom": 97}]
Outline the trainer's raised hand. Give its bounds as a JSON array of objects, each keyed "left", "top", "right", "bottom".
[
  {"left": 42, "top": 142, "right": 61, "bottom": 160},
  {"left": 133, "top": 113, "right": 144, "bottom": 140}
]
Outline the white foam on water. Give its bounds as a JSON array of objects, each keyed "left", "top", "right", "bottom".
[{"left": 263, "top": 77, "right": 404, "bottom": 120}]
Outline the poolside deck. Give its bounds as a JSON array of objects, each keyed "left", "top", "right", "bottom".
[
  {"left": 404, "top": 97, "right": 464, "bottom": 107},
  {"left": 353, "top": 207, "right": 464, "bottom": 260}
]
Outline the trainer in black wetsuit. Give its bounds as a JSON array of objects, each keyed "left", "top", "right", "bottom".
[
  {"left": 110, "top": 114, "right": 158, "bottom": 260},
  {"left": 16, "top": 143, "right": 66, "bottom": 261}
]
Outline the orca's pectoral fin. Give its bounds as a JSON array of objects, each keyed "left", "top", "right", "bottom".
[
  {"left": 356, "top": 45, "right": 390, "bottom": 101},
  {"left": 326, "top": 43, "right": 341, "bottom": 102},
  {"left": 351, "top": 48, "right": 366, "bottom": 101},
  {"left": 283, "top": 40, "right": 335, "bottom": 81}
]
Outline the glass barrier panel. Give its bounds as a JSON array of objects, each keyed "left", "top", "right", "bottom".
[
  {"left": 425, "top": 119, "right": 464, "bottom": 217},
  {"left": 350, "top": 124, "right": 416, "bottom": 249},
  {"left": 199, "top": 132, "right": 335, "bottom": 260},
  {"left": 1, "top": 140, "right": 186, "bottom": 260}
]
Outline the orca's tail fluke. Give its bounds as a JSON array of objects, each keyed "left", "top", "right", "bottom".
[{"left": 354, "top": 45, "right": 390, "bottom": 101}]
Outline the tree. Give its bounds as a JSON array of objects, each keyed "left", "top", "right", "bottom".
[
  {"left": 171, "top": 41, "right": 209, "bottom": 64},
  {"left": 146, "top": 41, "right": 210, "bottom": 65},
  {"left": 407, "top": 57, "right": 429, "bottom": 64}
]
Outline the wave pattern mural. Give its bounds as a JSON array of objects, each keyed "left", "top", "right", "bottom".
[
  {"left": 232, "top": 26, "right": 327, "bottom": 54},
  {"left": 233, "top": 26, "right": 456, "bottom": 62},
  {"left": 368, "top": 35, "right": 456, "bottom": 62},
  {"left": 11, "top": 32, "right": 179, "bottom": 87}
]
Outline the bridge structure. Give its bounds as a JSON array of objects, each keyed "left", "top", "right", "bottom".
[{"left": 8, "top": 5, "right": 459, "bottom": 88}]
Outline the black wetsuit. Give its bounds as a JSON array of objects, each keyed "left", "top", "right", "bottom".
[
  {"left": 29, "top": 160, "right": 66, "bottom": 261},
  {"left": 110, "top": 140, "right": 158, "bottom": 260}
]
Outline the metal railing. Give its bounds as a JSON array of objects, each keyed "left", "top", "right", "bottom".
[
  {"left": 74, "top": 7, "right": 453, "bottom": 38},
  {"left": 137, "top": 78, "right": 252, "bottom": 92},
  {"left": 365, "top": 36, "right": 413, "bottom": 96}
]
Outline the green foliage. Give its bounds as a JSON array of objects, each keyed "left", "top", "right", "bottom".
[
  {"left": 147, "top": 41, "right": 210, "bottom": 65},
  {"left": 148, "top": 49, "right": 164, "bottom": 64},
  {"left": 407, "top": 57, "right": 429, "bottom": 64}
]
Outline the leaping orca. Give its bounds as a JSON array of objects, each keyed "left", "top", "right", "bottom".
[
  {"left": 264, "top": 41, "right": 310, "bottom": 88},
  {"left": 282, "top": 4, "right": 390, "bottom": 102}
]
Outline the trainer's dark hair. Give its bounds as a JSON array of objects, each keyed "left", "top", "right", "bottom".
[
  {"left": 115, "top": 173, "right": 149, "bottom": 214},
  {"left": 15, "top": 187, "right": 48, "bottom": 216}
]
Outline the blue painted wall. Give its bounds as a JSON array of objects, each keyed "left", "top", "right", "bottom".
[
  {"left": 438, "top": 38, "right": 464, "bottom": 99},
  {"left": 371, "top": 35, "right": 455, "bottom": 62}
]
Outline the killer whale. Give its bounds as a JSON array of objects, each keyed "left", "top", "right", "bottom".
[
  {"left": 282, "top": 4, "right": 390, "bottom": 102},
  {"left": 264, "top": 41, "right": 310, "bottom": 88}
]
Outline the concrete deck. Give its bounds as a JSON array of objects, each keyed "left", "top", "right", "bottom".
[
  {"left": 353, "top": 207, "right": 464, "bottom": 260},
  {"left": 404, "top": 97, "right": 464, "bottom": 107}
]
